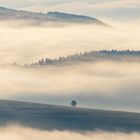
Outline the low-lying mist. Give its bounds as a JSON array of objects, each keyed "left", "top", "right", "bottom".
[
  {"left": 0, "top": 125, "right": 140, "bottom": 140},
  {"left": 0, "top": 61, "right": 140, "bottom": 112},
  {"left": 0, "top": 20, "right": 139, "bottom": 64},
  {"left": 0, "top": 20, "right": 140, "bottom": 112}
]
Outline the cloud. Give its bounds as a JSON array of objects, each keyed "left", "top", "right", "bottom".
[
  {"left": 1, "top": 0, "right": 140, "bottom": 9},
  {"left": 0, "top": 125, "right": 140, "bottom": 140},
  {"left": 21, "top": 0, "right": 140, "bottom": 12},
  {"left": 88, "top": 0, "right": 140, "bottom": 10}
]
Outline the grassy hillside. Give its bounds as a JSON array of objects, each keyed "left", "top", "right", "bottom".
[{"left": 0, "top": 100, "right": 140, "bottom": 132}]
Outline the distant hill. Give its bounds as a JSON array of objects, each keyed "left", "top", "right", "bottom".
[
  {"left": 0, "top": 7, "right": 106, "bottom": 25},
  {"left": 0, "top": 99, "right": 140, "bottom": 132},
  {"left": 26, "top": 50, "right": 140, "bottom": 67},
  {"left": 47, "top": 11, "right": 105, "bottom": 25}
]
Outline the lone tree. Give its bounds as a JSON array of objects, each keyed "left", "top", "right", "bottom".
[{"left": 71, "top": 100, "right": 77, "bottom": 107}]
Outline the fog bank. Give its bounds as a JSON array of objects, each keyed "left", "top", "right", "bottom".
[
  {"left": 0, "top": 61, "right": 139, "bottom": 112},
  {"left": 0, "top": 125, "right": 140, "bottom": 140},
  {"left": 0, "top": 20, "right": 139, "bottom": 64},
  {"left": 0, "top": 20, "right": 140, "bottom": 112}
]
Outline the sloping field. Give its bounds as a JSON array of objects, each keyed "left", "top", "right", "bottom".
[{"left": 0, "top": 100, "right": 140, "bottom": 132}]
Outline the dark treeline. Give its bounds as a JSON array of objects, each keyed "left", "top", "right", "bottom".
[{"left": 23, "top": 50, "right": 140, "bottom": 67}]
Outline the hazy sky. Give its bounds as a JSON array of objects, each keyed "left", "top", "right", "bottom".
[{"left": 0, "top": 0, "right": 140, "bottom": 20}]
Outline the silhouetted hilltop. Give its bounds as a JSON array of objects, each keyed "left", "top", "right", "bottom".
[
  {"left": 0, "top": 7, "right": 106, "bottom": 25},
  {"left": 47, "top": 11, "right": 105, "bottom": 24}
]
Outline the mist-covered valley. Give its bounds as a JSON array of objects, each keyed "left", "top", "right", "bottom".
[
  {"left": 0, "top": 60, "right": 139, "bottom": 112},
  {"left": 0, "top": 5, "right": 139, "bottom": 139},
  {"left": 0, "top": 19, "right": 140, "bottom": 65},
  {"left": 0, "top": 17, "right": 139, "bottom": 112}
]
